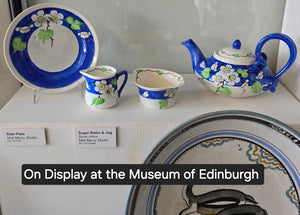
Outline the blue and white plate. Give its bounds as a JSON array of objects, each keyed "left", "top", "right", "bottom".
[
  {"left": 3, "top": 3, "right": 99, "bottom": 92},
  {"left": 126, "top": 111, "right": 300, "bottom": 215}
]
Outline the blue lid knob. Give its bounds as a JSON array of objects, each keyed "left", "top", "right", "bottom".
[{"left": 233, "top": 39, "right": 241, "bottom": 49}]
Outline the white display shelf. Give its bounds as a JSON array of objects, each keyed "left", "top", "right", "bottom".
[
  {"left": 0, "top": 74, "right": 300, "bottom": 215},
  {"left": 1, "top": 74, "right": 300, "bottom": 124}
]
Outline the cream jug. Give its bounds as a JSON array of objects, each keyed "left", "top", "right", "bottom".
[{"left": 80, "top": 66, "right": 128, "bottom": 108}]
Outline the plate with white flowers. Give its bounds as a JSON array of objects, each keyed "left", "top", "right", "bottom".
[{"left": 3, "top": 3, "right": 99, "bottom": 92}]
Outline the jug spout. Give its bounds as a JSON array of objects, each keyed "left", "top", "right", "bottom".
[
  {"left": 79, "top": 71, "right": 85, "bottom": 76},
  {"left": 79, "top": 68, "right": 91, "bottom": 79},
  {"left": 182, "top": 39, "right": 206, "bottom": 72}
]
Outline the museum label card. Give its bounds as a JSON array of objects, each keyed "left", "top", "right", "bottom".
[
  {"left": 74, "top": 127, "right": 117, "bottom": 148},
  {"left": 2, "top": 128, "right": 46, "bottom": 146}
]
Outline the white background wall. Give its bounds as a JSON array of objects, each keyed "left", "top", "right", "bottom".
[
  {"left": 0, "top": 0, "right": 12, "bottom": 74},
  {"left": 27, "top": 0, "right": 286, "bottom": 73},
  {"left": 0, "top": 0, "right": 21, "bottom": 108},
  {"left": 277, "top": 0, "right": 300, "bottom": 101}
]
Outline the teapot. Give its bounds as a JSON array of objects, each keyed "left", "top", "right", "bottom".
[{"left": 182, "top": 33, "right": 297, "bottom": 97}]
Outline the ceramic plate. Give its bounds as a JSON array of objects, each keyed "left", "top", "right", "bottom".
[
  {"left": 3, "top": 3, "right": 99, "bottom": 92},
  {"left": 126, "top": 111, "right": 300, "bottom": 215}
]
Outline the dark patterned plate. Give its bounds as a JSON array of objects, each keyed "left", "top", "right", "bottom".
[{"left": 126, "top": 111, "right": 300, "bottom": 215}]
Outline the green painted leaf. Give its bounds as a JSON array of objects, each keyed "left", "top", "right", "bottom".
[
  {"left": 38, "top": 29, "right": 54, "bottom": 44},
  {"left": 237, "top": 69, "right": 249, "bottom": 78},
  {"left": 12, "top": 37, "right": 22, "bottom": 53},
  {"left": 66, "top": 16, "right": 74, "bottom": 24},
  {"left": 71, "top": 24, "right": 81, "bottom": 30},
  {"left": 94, "top": 98, "right": 105, "bottom": 106},
  {"left": 251, "top": 81, "right": 262, "bottom": 94},
  {"left": 111, "top": 78, "right": 117, "bottom": 86},
  {"left": 157, "top": 70, "right": 163, "bottom": 75},
  {"left": 159, "top": 100, "right": 168, "bottom": 109},
  {"left": 201, "top": 68, "right": 211, "bottom": 79},
  {"left": 19, "top": 42, "right": 26, "bottom": 52},
  {"left": 237, "top": 69, "right": 248, "bottom": 74},
  {"left": 70, "top": 19, "right": 83, "bottom": 30},
  {"left": 217, "top": 86, "right": 232, "bottom": 96},
  {"left": 99, "top": 98, "right": 105, "bottom": 104},
  {"left": 38, "top": 30, "right": 44, "bottom": 39},
  {"left": 241, "top": 72, "right": 249, "bottom": 78},
  {"left": 101, "top": 67, "right": 107, "bottom": 72},
  {"left": 73, "top": 19, "right": 83, "bottom": 25},
  {"left": 92, "top": 97, "right": 97, "bottom": 105},
  {"left": 44, "top": 30, "right": 54, "bottom": 42},
  {"left": 234, "top": 54, "right": 240, "bottom": 58},
  {"left": 137, "top": 70, "right": 143, "bottom": 73},
  {"left": 237, "top": 69, "right": 243, "bottom": 74}
]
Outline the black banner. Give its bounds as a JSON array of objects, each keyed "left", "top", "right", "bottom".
[{"left": 22, "top": 164, "right": 264, "bottom": 185}]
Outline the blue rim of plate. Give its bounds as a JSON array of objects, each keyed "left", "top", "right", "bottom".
[
  {"left": 3, "top": 3, "right": 99, "bottom": 92},
  {"left": 125, "top": 110, "right": 300, "bottom": 215}
]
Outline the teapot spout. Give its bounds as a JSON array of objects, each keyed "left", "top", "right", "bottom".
[{"left": 182, "top": 39, "right": 206, "bottom": 72}]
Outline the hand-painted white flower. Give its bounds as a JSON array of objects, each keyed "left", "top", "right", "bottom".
[
  {"left": 220, "top": 65, "right": 234, "bottom": 75},
  {"left": 257, "top": 71, "right": 263, "bottom": 79},
  {"left": 211, "top": 62, "right": 218, "bottom": 71},
  {"left": 164, "top": 89, "right": 175, "bottom": 98},
  {"left": 211, "top": 72, "right": 225, "bottom": 84},
  {"left": 15, "top": 25, "right": 33, "bottom": 33},
  {"left": 31, "top": 10, "right": 48, "bottom": 27},
  {"left": 78, "top": 32, "right": 91, "bottom": 39},
  {"left": 200, "top": 61, "right": 206, "bottom": 68},
  {"left": 104, "top": 84, "right": 115, "bottom": 96},
  {"left": 48, "top": 10, "right": 64, "bottom": 26},
  {"left": 143, "top": 91, "right": 149, "bottom": 97},
  {"left": 226, "top": 72, "right": 241, "bottom": 85},
  {"left": 94, "top": 80, "right": 107, "bottom": 93}
]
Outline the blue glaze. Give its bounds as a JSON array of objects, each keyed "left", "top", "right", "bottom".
[
  {"left": 9, "top": 6, "right": 96, "bottom": 89},
  {"left": 138, "top": 87, "right": 173, "bottom": 100},
  {"left": 116, "top": 70, "right": 128, "bottom": 97},
  {"left": 182, "top": 33, "right": 297, "bottom": 95},
  {"left": 84, "top": 70, "right": 128, "bottom": 98},
  {"left": 255, "top": 33, "right": 297, "bottom": 91},
  {"left": 181, "top": 39, "right": 205, "bottom": 73},
  {"left": 84, "top": 76, "right": 117, "bottom": 94},
  {"left": 233, "top": 39, "right": 241, "bottom": 50}
]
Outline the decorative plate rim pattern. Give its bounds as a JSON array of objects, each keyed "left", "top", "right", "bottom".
[
  {"left": 125, "top": 110, "right": 300, "bottom": 215},
  {"left": 3, "top": 3, "right": 99, "bottom": 92}
]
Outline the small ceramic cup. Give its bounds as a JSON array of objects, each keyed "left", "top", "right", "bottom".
[
  {"left": 80, "top": 66, "right": 128, "bottom": 109},
  {"left": 133, "top": 68, "right": 184, "bottom": 109}
]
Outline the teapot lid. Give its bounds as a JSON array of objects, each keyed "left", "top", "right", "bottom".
[{"left": 213, "top": 40, "right": 255, "bottom": 65}]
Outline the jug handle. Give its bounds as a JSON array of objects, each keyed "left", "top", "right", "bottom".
[
  {"left": 116, "top": 70, "right": 128, "bottom": 97},
  {"left": 255, "top": 33, "right": 297, "bottom": 92}
]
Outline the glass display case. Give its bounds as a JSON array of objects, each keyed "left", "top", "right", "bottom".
[{"left": 0, "top": 1, "right": 299, "bottom": 214}]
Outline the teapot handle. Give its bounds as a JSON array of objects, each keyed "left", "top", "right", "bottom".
[{"left": 255, "top": 33, "right": 297, "bottom": 92}]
